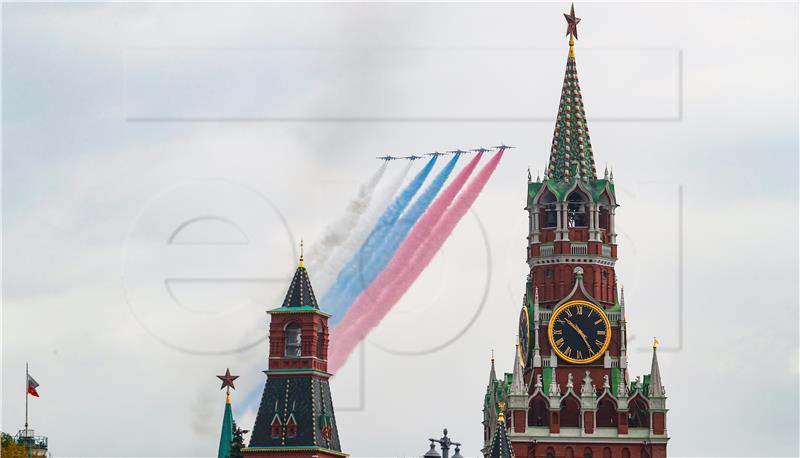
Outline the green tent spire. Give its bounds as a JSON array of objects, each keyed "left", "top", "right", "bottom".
[
  {"left": 217, "top": 392, "right": 233, "bottom": 458},
  {"left": 216, "top": 368, "right": 238, "bottom": 458},
  {"left": 545, "top": 4, "right": 597, "bottom": 183}
]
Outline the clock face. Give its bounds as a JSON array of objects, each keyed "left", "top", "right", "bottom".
[
  {"left": 518, "top": 307, "right": 530, "bottom": 367},
  {"left": 548, "top": 300, "right": 611, "bottom": 364}
]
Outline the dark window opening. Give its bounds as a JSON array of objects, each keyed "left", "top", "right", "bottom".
[
  {"left": 628, "top": 398, "right": 650, "bottom": 428},
  {"left": 596, "top": 397, "right": 617, "bottom": 427},
  {"left": 560, "top": 396, "right": 581, "bottom": 428},
  {"left": 285, "top": 322, "right": 302, "bottom": 357},
  {"left": 528, "top": 396, "right": 549, "bottom": 427},
  {"left": 567, "top": 192, "right": 588, "bottom": 227}
]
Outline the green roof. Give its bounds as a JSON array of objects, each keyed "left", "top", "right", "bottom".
[
  {"left": 545, "top": 45, "right": 597, "bottom": 181},
  {"left": 268, "top": 305, "right": 331, "bottom": 316},
  {"left": 528, "top": 178, "right": 615, "bottom": 205},
  {"left": 217, "top": 400, "right": 233, "bottom": 458}
]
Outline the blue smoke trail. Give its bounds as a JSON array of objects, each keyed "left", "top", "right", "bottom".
[
  {"left": 325, "top": 154, "right": 460, "bottom": 325},
  {"left": 321, "top": 157, "right": 437, "bottom": 320},
  {"left": 243, "top": 159, "right": 435, "bottom": 414}
]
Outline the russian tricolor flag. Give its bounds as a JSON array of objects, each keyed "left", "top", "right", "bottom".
[{"left": 27, "top": 373, "right": 40, "bottom": 397}]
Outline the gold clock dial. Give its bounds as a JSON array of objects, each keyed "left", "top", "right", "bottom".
[{"left": 547, "top": 300, "right": 611, "bottom": 364}]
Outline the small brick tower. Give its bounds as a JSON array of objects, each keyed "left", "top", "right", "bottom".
[
  {"left": 482, "top": 5, "right": 669, "bottom": 458},
  {"left": 245, "top": 247, "right": 346, "bottom": 458}
]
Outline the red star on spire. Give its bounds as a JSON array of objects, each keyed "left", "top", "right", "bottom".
[
  {"left": 564, "top": 3, "right": 581, "bottom": 40},
  {"left": 217, "top": 368, "right": 239, "bottom": 391}
]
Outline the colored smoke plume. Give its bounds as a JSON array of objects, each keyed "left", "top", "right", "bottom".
[
  {"left": 311, "top": 160, "right": 412, "bottom": 294},
  {"left": 329, "top": 150, "right": 504, "bottom": 371},
  {"left": 326, "top": 154, "right": 461, "bottom": 326},
  {"left": 321, "top": 157, "right": 437, "bottom": 318}
]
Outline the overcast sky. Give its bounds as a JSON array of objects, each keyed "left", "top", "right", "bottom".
[{"left": 2, "top": 2, "right": 798, "bottom": 457}]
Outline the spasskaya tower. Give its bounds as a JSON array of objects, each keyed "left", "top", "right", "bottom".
[{"left": 482, "top": 5, "right": 669, "bottom": 458}]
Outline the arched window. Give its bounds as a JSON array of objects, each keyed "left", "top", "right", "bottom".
[
  {"left": 560, "top": 395, "right": 581, "bottom": 428},
  {"left": 565, "top": 447, "right": 574, "bottom": 458},
  {"left": 546, "top": 448, "right": 555, "bottom": 458},
  {"left": 285, "top": 322, "right": 302, "bottom": 357},
  {"left": 567, "top": 192, "right": 588, "bottom": 227},
  {"left": 596, "top": 396, "right": 617, "bottom": 427},
  {"left": 540, "top": 190, "right": 558, "bottom": 228},
  {"left": 603, "top": 447, "right": 612, "bottom": 458},
  {"left": 316, "top": 323, "right": 325, "bottom": 358},
  {"left": 528, "top": 396, "right": 549, "bottom": 426},
  {"left": 583, "top": 447, "right": 593, "bottom": 458},
  {"left": 628, "top": 397, "right": 650, "bottom": 428},
  {"left": 622, "top": 448, "right": 631, "bottom": 458},
  {"left": 598, "top": 194, "right": 611, "bottom": 232}
]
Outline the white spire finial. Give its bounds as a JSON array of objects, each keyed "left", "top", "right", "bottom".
[
  {"left": 511, "top": 344, "right": 526, "bottom": 396},
  {"left": 648, "top": 339, "right": 666, "bottom": 398}
]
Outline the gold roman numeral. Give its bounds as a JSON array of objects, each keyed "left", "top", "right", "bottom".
[
  {"left": 555, "top": 338, "right": 565, "bottom": 347},
  {"left": 576, "top": 350, "right": 583, "bottom": 359},
  {"left": 595, "top": 339, "right": 603, "bottom": 347},
  {"left": 576, "top": 305, "right": 583, "bottom": 315},
  {"left": 565, "top": 347, "right": 573, "bottom": 356},
  {"left": 553, "top": 329, "right": 563, "bottom": 335},
  {"left": 597, "top": 330, "right": 606, "bottom": 335},
  {"left": 565, "top": 309, "right": 573, "bottom": 317}
]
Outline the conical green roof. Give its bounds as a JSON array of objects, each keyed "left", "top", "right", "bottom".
[
  {"left": 488, "top": 414, "right": 515, "bottom": 458},
  {"left": 281, "top": 260, "right": 319, "bottom": 309},
  {"left": 546, "top": 41, "right": 597, "bottom": 182},
  {"left": 218, "top": 397, "right": 234, "bottom": 458}
]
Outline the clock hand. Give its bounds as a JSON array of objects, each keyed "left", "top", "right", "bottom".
[{"left": 564, "top": 318, "right": 593, "bottom": 352}]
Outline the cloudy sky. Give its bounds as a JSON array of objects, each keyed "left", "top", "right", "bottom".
[{"left": 2, "top": 2, "right": 798, "bottom": 457}]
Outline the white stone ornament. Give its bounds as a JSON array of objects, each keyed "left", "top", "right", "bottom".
[{"left": 581, "top": 370, "right": 595, "bottom": 396}]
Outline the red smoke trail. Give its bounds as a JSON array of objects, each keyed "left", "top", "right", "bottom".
[
  {"left": 329, "top": 150, "right": 505, "bottom": 372},
  {"left": 331, "top": 152, "right": 483, "bottom": 337}
]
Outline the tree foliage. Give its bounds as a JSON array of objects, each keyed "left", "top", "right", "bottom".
[
  {"left": 1, "top": 432, "right": 28, "bottom": 458},
  {"left": 228, "top": 421, "right": 248, "bottom": 458}
]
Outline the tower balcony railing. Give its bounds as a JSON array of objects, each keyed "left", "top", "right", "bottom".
[
  {"left": 532, "top": 242, "right": 614, "bottom": 258},
  {"left": 570, "top": 242, "right": 588, "bottom": 255},
  {"left": 536, "top": 356, "right": 620, "bottom": 368},
  {"left": 15, "top": 429, "right": 48, "bottom": 451}
]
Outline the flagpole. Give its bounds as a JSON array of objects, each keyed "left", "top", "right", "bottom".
[{"left": 25, "top": 362, "right": 29, "bottom": 431}]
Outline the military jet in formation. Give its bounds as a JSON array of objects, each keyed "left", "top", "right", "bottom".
[{"left": 377, "top": 145, "right": 515, "bottom": 161}]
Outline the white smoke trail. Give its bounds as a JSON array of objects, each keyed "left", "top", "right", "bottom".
[
  {"left": 307, "top": 162, "right": 388, "bottom": 271},
  {"left": 311, "top": 160, "right": 413, "bottom": 295}
]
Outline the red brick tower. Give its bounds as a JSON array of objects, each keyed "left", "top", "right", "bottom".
[
  {"left": 482, "top": 5, "right": 668, "bottom": 458},
  {"left": 245, "top": 249, "right": 346, "bottom": 458}
]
